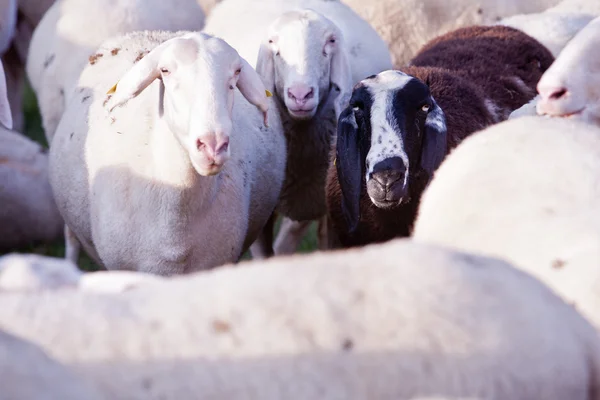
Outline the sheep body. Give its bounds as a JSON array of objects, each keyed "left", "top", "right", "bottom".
[
  {"left": 413, "top": 116, "right": 600, "bottom": 330},
  {"left": 0, "top": 240, "right": 599, "bottom": 399},
  {"left": 27, "top": 0, "right": 206, "bottom": 141},
  {"left": 497, "top": 11, "right": 594, "bottom": 56},
  {"left": 326, "top": 26, "right": 553, "bottom": 248},
  {"left": 0, "top": 329, "right": 106, "bottom": 400},
  {"left": 341, "top": 0, "right": 560, "bottom": 67},
  {"left": 48, "top": 30, "right": 286, "bottom": 274},
  {"left": 0, "top": 128, "right": 63, "bottom": 250}
]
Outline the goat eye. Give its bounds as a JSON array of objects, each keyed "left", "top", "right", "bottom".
[
  {"left": 160, "top": 67, "right": 170, "bottom": 75},
  {"left": 235, "top": 68, "right": 241, "bottom": 76},
  {"left": 421, "top": 104, "right": 431, "bottom": 112},
  {"left": 229, "top": 85, "right": 234, "bottom": 90},
  {"left": 268, "top": 39, "right": 273, "bottom": 44},
  {"left": 329, "top": 38, "right": 336, "bottom": 44}
]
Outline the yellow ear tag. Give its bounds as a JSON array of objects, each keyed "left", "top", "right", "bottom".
[
  {"left": 265, "top": 90, "right": 273, "bottom": 98},
  {"left": 334, "top": 157, "right": 337, "bottom": 166},
  {"left": 107, "top": 82, "right": 118, "bottom": 94}
]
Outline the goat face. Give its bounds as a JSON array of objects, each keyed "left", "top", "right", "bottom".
[{"left": 335, "top": 70, "right": 447, "bottom": 232}]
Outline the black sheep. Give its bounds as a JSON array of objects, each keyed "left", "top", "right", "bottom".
[{"left": 325, "top": 25, "right": 554, "bottom": 248}]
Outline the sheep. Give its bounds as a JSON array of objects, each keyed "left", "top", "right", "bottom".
[
  {"left": 412, "top": 116, "right": 600, "bottom": 331},
  {"left": 27, "top": 0, "right": 206, "bottom": 142},
  {"left": 535, "top": 15, "right": 600, "bottom": 125},
  {"left": 48, "top": 30, "right": 286, "bottom": 275},
  {"left": 497, "top": 11, "right": 594, "bottom": 57},
  {"left": 326, "top": 25, "right": 554, "bottom": 248},
  {"left": 0, "top": 239, "right": 599, "bottom": 399},
  {"left": 547, "top": 0, "right": 600, "bottom": 15},
  {"left": 0, "top": 0, "right": 54, "bottom": 131},
  {"left": 0, "top": 329, "right": 106, "bottom": 400},
  {"left": 340, "top": 0, "right": 560, "bottom": 67},
  {"left": 0, "top": 253, "right": 164, "bottom": 292},
  {"left": 0, "top": 58, "right": 63, "bottom": 250},
  {"left": 204, "top": 0, "right": 392, "bottom": 255}
]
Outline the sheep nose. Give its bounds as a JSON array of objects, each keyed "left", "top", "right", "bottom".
[
  {"left": 539, "top": 86, "right": 569, "bottom": 101},
  {"left": 287, "top": 84, "right": 314, "bottom": 105},
  {"left": 196, "top": 135, "right": 229, "bottom": 163},
  {"left": 371, "top": 158, "right": 406, "bottom": 188}
]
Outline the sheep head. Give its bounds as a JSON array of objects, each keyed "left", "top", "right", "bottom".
[
  {"left": 536, "top": 16, "right": 600, "bottom": 125},
  {"left": 106, "top": 32, "right": 271, "bottom": 177},
  {"left": 256, "top": 9, "right": 352, "bottom": 121},
  {"left": 335, "top": 71, "right": 447, "bottom": 232}
]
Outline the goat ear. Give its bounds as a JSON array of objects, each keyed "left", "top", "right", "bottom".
[
  {"left": 255, "top": 42, "right": 275, "bottom": 92},
  {"left": 420, "top": 99, "right": 447, "bottom": 180},
  {"left": 106, "top": 39, "right": 175, "bottom": 112},
  {"left": 336, "top": 106, "right": 363, "bottom": 233},
  {"left": 0, "top": 62, "right": 12, "bottom": 130},
  {"left": 330, "top": 37, "right": 352, "bottom": 120},
  {"left": 237, "top": 56, "right": 271, "bottom": 125}
]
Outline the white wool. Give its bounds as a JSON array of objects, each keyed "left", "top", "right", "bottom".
[
  {"left": 413, "top": 116, "right": 600, "bottom": 330},
  {"left": 0, "top": 240, "right": 598, "bottom": 399}
]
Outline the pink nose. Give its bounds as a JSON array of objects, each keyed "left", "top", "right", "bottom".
[
  {"left": 538, "top": 85, "right": 569, "bottom": 102},
  {"left": 196, "top": 135, "right": 229, "bottom": 164},
  {"left": 287, "top": 84, "right": 314, "bottom": 105}
]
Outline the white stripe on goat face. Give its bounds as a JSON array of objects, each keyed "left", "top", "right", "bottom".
[{"left": 364, "top": 71, "right": 412, "bottom": 184}]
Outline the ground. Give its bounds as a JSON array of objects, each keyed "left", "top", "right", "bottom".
[{"left": 1, "top": 80, "right": 319, "bottom": 271}]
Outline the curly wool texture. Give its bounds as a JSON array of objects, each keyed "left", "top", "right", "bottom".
[
  {"left": 413, "top": 116, "right": 600, "bottom": 330},
  {"left": 0, "top": 240, "right": 599, "bottom": 399}
]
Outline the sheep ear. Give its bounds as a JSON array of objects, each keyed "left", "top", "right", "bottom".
[
  {"left": 255, "top": 42, "right": 275, "bottom": 92},
  {"left": 420, "top": 99, "right": 447, "bottom": 180},
  {"left": 106, "top": 40, "right": 173, "bottom": 112},
  {"left": 0, "top": 62, "right": 12, "bottom": 130},
  {"left": 237, "top": 56, "right": 270, "bottom": 125},
  {"left": 330, "top": 40, "right": 352, "bottom": 120},
  {"left": 336, "top": 106, "right": 363, "bottom": 233}
]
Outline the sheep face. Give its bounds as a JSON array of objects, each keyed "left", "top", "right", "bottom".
[
  {"left": 105, "top": 33, "right": 270, "bottom": 177},
  {"left": 335, "top": 70, "right": 447, "bottom": 232},
  {"left": 536, "top": 16, "right": 600, "bottom": 125},
  {"left": 256, "top": 9, "right": 352, "bottom": 121}
]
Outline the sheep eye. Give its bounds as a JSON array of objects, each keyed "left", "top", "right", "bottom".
[
  {"left": 160, "top": 67, "right": 170, "bottom": 75},
  {"left": 421, "top": 104, "right": 431, "bottom": 112},
  {"left": 268, "top": 39, "right": 274, "bottom": 44},
  {"left": 235, "top": 68, "right": 241, "bottom": 76},
  {"left": 229, "top": 85, "right": 234, "bottom": 90},
  {"left": 329, "top": 38, "right": 336, "bottom": 44}
]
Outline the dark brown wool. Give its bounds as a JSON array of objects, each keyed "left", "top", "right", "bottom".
[{"left": 326, "top": 25, "right": 554, "bottom": 248}]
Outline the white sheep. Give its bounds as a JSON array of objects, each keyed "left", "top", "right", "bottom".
[
  {"left": 204, "top": 0, "right": 392, "bottom": 256},
  {"left": 48, "top": 30, "right": 286, "bottom": 274},
  {"left": 340, "top": 0, "right": 561, "bottom": 67},
  {"left": 413, "top": 116, "right": 600, "bottom": 330},
  {"left": 27, "top": 0, "right": 206, "bottom": 142},
  {"left": 0, "top": 0, "right": 54, "bottom": 131},
  {"left": 0, "top": 59, "right": 64, "bottom": 250},
  {"left": 535, "top": 15, "right": 600, "bottom": 125},
  {"left": 497, "top": 11, "right": 594, "bottom": 57},
  {"left": 547, "top": 0, "right": 600, "bottom": 15},
  {"left": 0, "top": 239, "right": 598, "bottom": 399},
  {"left": 0, "top": 329, "right": 106, "bottom": 400},
  {"left": 0, "top": 253, "right": 164, "bottom": 292}
]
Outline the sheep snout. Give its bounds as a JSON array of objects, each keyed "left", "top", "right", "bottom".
[
  {"left": 536, "top": 85, "right": 585, "bottom": 118},
  {"left": 190, "top": 133, "right": 231, "bottom": 176},
  {"left": 285, "top": 83, "right": 318, "bottom": 119},
  {"left": 367, "top": 157, "right": 408, "bottom": 207}
]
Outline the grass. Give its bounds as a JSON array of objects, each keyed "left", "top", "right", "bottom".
[{"left": 3, "top": 81, "right": 318, "bottom": 271}]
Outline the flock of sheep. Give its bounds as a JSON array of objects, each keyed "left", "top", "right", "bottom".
[{"left": 1, "top": 0, "right": 600, "bottom": 398}]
